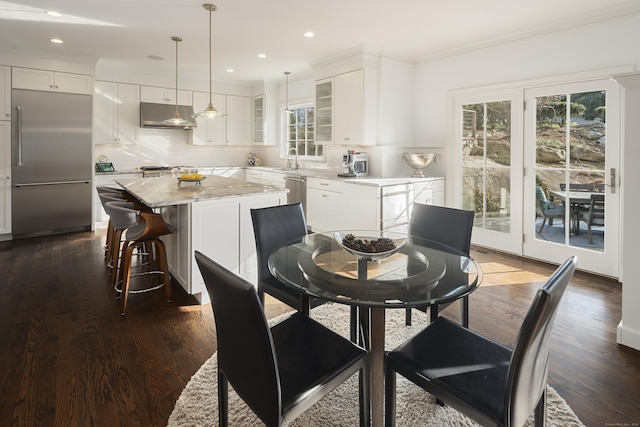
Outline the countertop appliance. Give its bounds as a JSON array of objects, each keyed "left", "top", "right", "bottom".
[
  {"left": 11, "top": 89, "right": 93, "bottom": 238},
  {"left": 338, "top": 151, "right": 368, "bottom": 177}
]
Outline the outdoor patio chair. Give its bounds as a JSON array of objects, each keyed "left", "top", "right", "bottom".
[
  {"left": 577, "top": 193, "right": 605, "bottom": 244},
  {"left": 536, "top": 186, "right": 566, "bottom": 233}
]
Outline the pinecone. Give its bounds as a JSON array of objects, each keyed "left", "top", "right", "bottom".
[{"left": 341, "top": 234, "right": 396, "bottom": 253}]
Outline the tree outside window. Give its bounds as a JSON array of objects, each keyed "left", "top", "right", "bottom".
[{"left": 284, "top": 105, "right": 323, "bottom": 159}]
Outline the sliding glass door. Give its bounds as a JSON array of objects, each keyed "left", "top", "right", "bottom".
[
  {"left": 523, "top": 79, "right": 619, "bottom": 277},
  {"left": 452, "top": 91, "right": 523, "bottom": 254}
]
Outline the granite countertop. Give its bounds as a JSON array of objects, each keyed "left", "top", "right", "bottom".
[{"left": 116, "top": 176, "right": 287, "bottom": 208}]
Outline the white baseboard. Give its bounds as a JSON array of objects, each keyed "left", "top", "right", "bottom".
[{"left": 617, "top": 320, "right": 640, "bottom": 351}]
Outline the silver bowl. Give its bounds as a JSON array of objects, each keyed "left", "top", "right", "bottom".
[{"left": 402, "top": 153, "right": 436, "bottom": 177}]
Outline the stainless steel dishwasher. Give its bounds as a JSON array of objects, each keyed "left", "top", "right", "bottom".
[{"left": 283, "top": 173, "right": 307, "bottom": 215}]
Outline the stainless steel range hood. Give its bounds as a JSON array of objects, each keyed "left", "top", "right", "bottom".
[{"left": 140, "top": 102, "right": 197, "bottom": 129}]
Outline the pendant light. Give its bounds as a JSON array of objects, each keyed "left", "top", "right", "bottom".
[
  {"left": 284, "top": 71, "right": 291, "bottom": 114},
  {"left": 194, "top": 3, "right": 225, "bottom": 118},
  {"left": 163, "top": 36, "right": 192, "bottom": 126}
]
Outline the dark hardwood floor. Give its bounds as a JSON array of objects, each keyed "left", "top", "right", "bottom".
[{"left": 0, "top": 230, "right": 638, "bottom": 426}]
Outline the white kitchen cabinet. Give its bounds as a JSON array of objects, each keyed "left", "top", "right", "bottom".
[
  {"left": 307, "top": 178, "right": 345, "bottom": 232},
  {"left": 245, "top": 169, "right": 261, "bottom": 183},
  {"left": 343, "top": 178, "right": 445, "bottom": 233},
  {"left": 314, "top": 69, "right": 377, "bottom": 145},
  {"left": 413, "top": 178, "right": 445, "bottom": 207},
  {"left": 0, "top": 66, "right": 10, "bottom": 120},
  {"left": 161, "top": 192, "right": 286, "bottom": 303},
  {"left": 12, "top": 67, "right": 93, "bottom": 94},
  {"left": 252, "top": 94, "right": 265, "bottom": 144},
  {"left": 344, "top": 183, "right": 380, "bottom": 231},
  {"left": 334, "top": 70, "right": 364, "bottom": 144},
  {"left": 94, "top": 81, "right": 139, "bottom": 145},
  {"left": 0, "top": 122, "right": 10, "bottom": 235},
  {"left": 315, "top": 78, "right": 333, "bottom": 143},
  {"left": 140, "top": 85, "right": 192, "bottom": 106},
  {"left": 244, "top": 169, "right": 285, "bottom": 187},
  {"left": 226, "top": 95, "right": 251, "bottom": 145},
  {"left": 191, "top": 91, "right": 226, "bottom": 145}
]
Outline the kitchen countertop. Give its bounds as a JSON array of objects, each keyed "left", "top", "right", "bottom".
[{"left": 115, "top": 176, "right": 287, "bottom": 208}]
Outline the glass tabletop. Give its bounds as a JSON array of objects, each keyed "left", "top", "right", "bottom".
[{"left": 268, "top": 230, "right": 482, "bottom": 309}]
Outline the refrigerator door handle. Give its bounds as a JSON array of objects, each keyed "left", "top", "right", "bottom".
[
  {"left": 14, "top": 180, "right": 91, "bottom": 187},
  {"left": 16, "top": 105, "right": 23, "bottom": 166}
]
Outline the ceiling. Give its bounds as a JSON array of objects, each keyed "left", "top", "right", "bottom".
[{"left": 1, "top": 0, "right": 639, "bottom": 86}]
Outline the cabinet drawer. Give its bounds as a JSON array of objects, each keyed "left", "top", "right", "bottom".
[{"left": 307, "top": 178, "right": 345, "bottom": 192}]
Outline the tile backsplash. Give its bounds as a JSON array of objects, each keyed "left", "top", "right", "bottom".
[{"left": 94, "top": 129, "right": 443, "bottom": 178}]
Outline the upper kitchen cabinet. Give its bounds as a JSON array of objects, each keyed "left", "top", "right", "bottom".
[
  {"left": 12, "top": 67, "right": 93, "bottom": 95},
  {"left": 252, "top": 94, "right": 265, "bottom": 144},
  {"left": 315, "top": 79, "right": 333, "bottom": 143},
  {"left": 191, "top": 91, "right": 226, "bottom": 145},
  {"left": 0, "top": 122, "right": 10, "bottom": 235},
  {"left": 314, "top": 69, "right": 377, "bottom": 146},
  {"left": 94, "top": 81, "right": 139, "bottom": 145},
  {"left": 226, "top": 95, "right": 251, "bottom": 145},
  {"left": 0, "top": 66, "right": 10, "bottom": 120},
  {"left": 140, "top": 85, "right": 192, "bottom": 106}
]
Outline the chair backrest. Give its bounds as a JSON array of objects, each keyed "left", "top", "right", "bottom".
[
  {"left": 251, "top": 203, "right": 308, "bottom": 282},
  {"left": 103, "top": 201, "right": 138, "bottom": 230},
  {"left": 194, "top": 251, "right": 282, "bottom": 426},
  {"left": 588, "top": 193, "right": 605, "bottom": 225},
  {"left": 409, "top": 203, "right": 474, "bottom": 256},
  {"left": 504, "top": 256, "right": 577, "bottom": 427},
  {"left": 559, "top": 183, "right": 594, "bottom": 191}
]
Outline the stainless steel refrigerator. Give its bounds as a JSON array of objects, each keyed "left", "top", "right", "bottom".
[{"left": 11, "top": 89, "right": 93, "bottom": 238}]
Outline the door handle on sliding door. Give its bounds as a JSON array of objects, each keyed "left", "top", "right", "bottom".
[{"left": 610, "top": 168, "right": 616, "bottom": 193}]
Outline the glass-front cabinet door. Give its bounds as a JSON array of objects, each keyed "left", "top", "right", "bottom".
[
  {"left": 252, "top": 95, "right": 265, "bottom": 144},
  {"left": 315, "top": 78, "right": 333, "bottom": 143}
]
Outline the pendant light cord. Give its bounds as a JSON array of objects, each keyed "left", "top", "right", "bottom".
[
  {"left": 174, "top": 37, "right": 180, "bottom": 116},
  {"left": 208, "top": 6, "right": 212, "bottom": 105}
]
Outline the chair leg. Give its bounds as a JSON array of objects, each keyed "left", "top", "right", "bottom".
[
  {"left": 218, "top": 371, "right": 229, "bottom": 427},
  {"left": 538, "top": 217, "right": 547, "bottom": 233},
  {"left": 153, "top": 239, "right": 172, "bottom": 302},
  {"left": 405, "top": 308, "right": 412, "bottom": 326},
  {"left": 384, "top": 366, "right": 396, "bottom": 427},
  {"left": 588, "top": 224, "right": 593, "bottom": 244},
  {"left": 350, "top": 306, "right": 358, "bottom": 342},
  {"left": 461, "top": 296, "right": 469, "bottom": 328},
  {"left": 534, "top": 387, "right": 547, "bottom": 427},
  {"left": 359, "top": 360, "right": 370, "bottom": 427},
  {"left": 429, "top": 304, "right": 440, "bottom": 323},
  {"left": 120, "top": 243, "right": 137, "bottom": 315}
]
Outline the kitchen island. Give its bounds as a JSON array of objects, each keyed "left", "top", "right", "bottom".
[{"left": 116, "top": 176, "right": 287, "bottom": 303}]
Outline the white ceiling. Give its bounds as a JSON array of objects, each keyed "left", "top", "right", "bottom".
[{"left": 1, "top": 0, "right": 639, "bottom": 86}]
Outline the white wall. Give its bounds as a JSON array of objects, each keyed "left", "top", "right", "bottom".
[{"left": 413, "top": 14, "right": 640, "bottom": 350}]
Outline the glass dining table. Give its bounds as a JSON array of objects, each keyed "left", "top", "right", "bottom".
[{"left": 268, "top": 230, "right": 483, "bottom": 426}]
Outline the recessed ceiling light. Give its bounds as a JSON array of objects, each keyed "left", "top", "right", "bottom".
[
  {"left": 226, "top": 68, "right": 234, "bottom": 73},
  {"left": 45, "top": 10, "right": 62, "bottom": 18},
  {"left": 257, "top": 53, "right": 267, "bottom": 59},
  {"left": 50, "top": 38, "right": 63, "bottom": 44},
  {"left": 147, "top": 55, "right": 164, "bottom": 60},
  {"left": 304, "top": 32, "right": 315, "bottom": 38}
]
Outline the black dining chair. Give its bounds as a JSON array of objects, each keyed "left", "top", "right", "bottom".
[
  {"left": 251, "top": 203, "right": 358, "bottom": 341},
  {"left": 194, "top": 251, "right": 370, "bottom": 427},
  {"left": 385, "top": 256, "right": 577, "bottom": 427},
  {"left": 405, "top": 203, "right": 474, "bottom": 327}
]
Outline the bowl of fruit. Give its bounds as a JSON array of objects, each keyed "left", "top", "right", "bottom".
[{"left": 177, "top": 172, "right": 206, "bottom": 185}]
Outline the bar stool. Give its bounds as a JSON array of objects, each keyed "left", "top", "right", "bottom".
[
  {"left": 98, "top": 191, "right": 126, "bottom": 263},
  {"left": 104, "top": 200, "right": 173, "bottom": 314}
]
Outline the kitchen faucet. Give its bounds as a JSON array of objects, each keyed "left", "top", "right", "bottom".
[{"left": 287, "top": 147, "right": 299, "bottom": 170}]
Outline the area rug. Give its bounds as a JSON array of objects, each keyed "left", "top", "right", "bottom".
[{"left": 168, "top": 304, "right": 584, "bottom": 426}]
